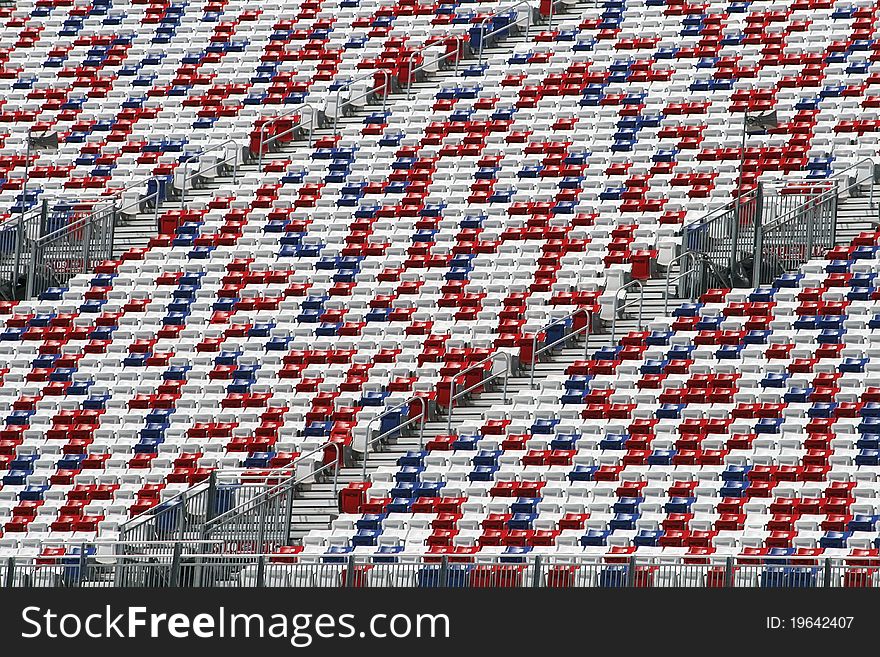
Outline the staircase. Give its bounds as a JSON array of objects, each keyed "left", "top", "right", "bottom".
[
  {"left": 112, "top": 206, "right": 160, "bottom": 256},
  {"left": 834, "top": 182, "right": 880, "bottom": 247},
  {"left": 289, "top": 261, "right": 691, "bottom": 542}
]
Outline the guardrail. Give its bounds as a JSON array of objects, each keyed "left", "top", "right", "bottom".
[
  {"left": 529, "top": 307, "right": 592, "bottom": 389},
  {"left": 203, "top": 442, "right": 342, "bottom": 554},
  {"left": 754, "top": 158, "right": 879, "bottom": 284},
  {"left": 609, "top": 279, "right": 644, "bottom": 343},
  {"left": 683, "top": 158, "right": 880, "bottom": 296},
  {"left": 119, "top": 440, "right": 344, "bottom": 547},
  {"left": 7, "top": 552, "right": 880, "bottom": 588},
  {"left": 755, "top": 181, "right": 838, "bottom": 284},
  {"left": 23, "top": 199, "right": 116, "bottom": 298},
  {"left": 445, "top": 352, "right": 513, "bottom": 434},
  {"left": 360, "top": 396, "right": 430, "bottom": 480}
]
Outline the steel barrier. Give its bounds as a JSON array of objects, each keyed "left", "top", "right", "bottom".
[
  {"left": 204, "top": 443, "right": 342, "bottom": 554},
  {"left": 8, "top": 552, "right": 880, "bottom": 588},
  {"left": 119, "top": 441, "right": 343, "bottom": 547},
  {"left": 662, "top": 251, "right": 703, "bottom": 316},
  {"left": 683, "top": 159, "right": 880, "bottom": 296}
]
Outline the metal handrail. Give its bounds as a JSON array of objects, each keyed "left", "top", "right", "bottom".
[
  {"left": 446, "top": 351, "right": 513, "bottom": 434},
  {"left": 609, "top": 279, "right": 645, "bottom": 343},
  {"left": 177, "top": 138, "right": 240, "bottom": 209},
  {"left": 360, "top": 395, "right": 429, "bottom": 480},
  {"left": 206, "top": 441, "right": 342, "bottom": 529},
  {"left": 663, "top": 251, "right": 700, "bottom": 316},
  {"left": 762, "top": 180, "right": 838, "bottom": 232},
  {"left": 763, "top": 159, "right": 878, "bottom": 233},
  {"left": 24, "top": 198, "right": 119, "bottom": 298},
  {"left": 16, "top": 549, "right": 880, "bottom": 567},
  {"left": 476, "top": 0, "right": 534, "bottom": 66},
  {"left": 683, "top": 157, "right": 879, "bottom": 235},
  {"left": 403, "top": 0, "right": 537, "bottom": 100},
  {"left": 257, "top": 103, "right": 319, "bottom": 170},
  {"left": 120, "top": 439, "right": 343, "bottom": 531},
  {"left": 826, "top": 156, "right": 878, "bottom": 198},
  {"left": 404, "top": 38, "right": 465, "bottom": 101},
  {"left": 331, "top": 68, "right": 393, "bottom": 137},
  {"left": 529, "top": 307, "right": 592, "bottom": 389},
  {"left": 29, "top": 199, "right": 115, "bottom": 246},
  {"left": 33, "top": 552, "right": 871, "bottom": 565}
]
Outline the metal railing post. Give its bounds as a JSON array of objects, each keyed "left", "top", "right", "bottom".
[
  {"left": 258, "top": 122, "right": 268, "bottom": 170},
  {"left": 823, "top": 558, "right": 832, "bottom": 588},
  {"left": 381, "top": 68, "right": 389, "bottom": 114},
  {"left": 830, "top": 187, "right": 839, "bottom": 246},
  {"left": 532, "top": 555, "right": 543, "bottom": 588},
  {"left": 439, "top": 555, "right": 449, "bottom": 588},
  {"left": 81, "top": 219, "right": 92, "bottom": 273},
  {"left": 153, "top": 178, "right": 162, "bottom": 230},
  {"left": 725, "top": 556, "right": 734, "bottom": 588},
  {"left": 256, "top": 554, "right": 266, "bottom": 587},
  {"left": 110, "top": 543, "right": 124, "bottom": 587},
  {"left": 282, "top": 479, "right": 295, "bottom": 545},
  {"left": 626, "top": 556, "right": 637, "bottom": 587},
  {"left": 255, "top": 493, "right": 268, "bottom": 553},
  {"left": 177, "top": 498, "right": 186, "bottom": 541},
  {"left": 77, "top": 542, "right": 87, "bottom": 587},
  {"left": 25, "top": 237, "right": 37, "bottom": 299},
  {"left": 751, "top": 181, "right": 764, "bottom": 285},
  {"left": 407, "top": 53, "right": 416, "bottom": 100},
  {"left": 12, "top": 215, "right": 24, "bottom": 293},
  {"left": 170, "top": 541, "right": 182, "bottom": 587},
  {"left": 5, "top": 557, "right": 14, "bottom": 588},
  {"left": 418, "top": 400, "right": 428, "bottom": 449},
  {"left": 205, "top": 470, "right": 217, "bottom": 523},
  {"left": 362, "top": 396, "right": 427, "bottom": 480},
  {"left": 663, "top": 252, "right": 698, "bottom": 316},
  {"left": 610, "top": 279, "right": 645, "bottom": 342},
  {"left": 108, "top": 200, "right": 118, "bottom": 260},
  {"left": 346, "top": 554, "right": 357, "bottom": 588},
  {"left": 179, "top": 159, "right": 188, "bottom": 209}
]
